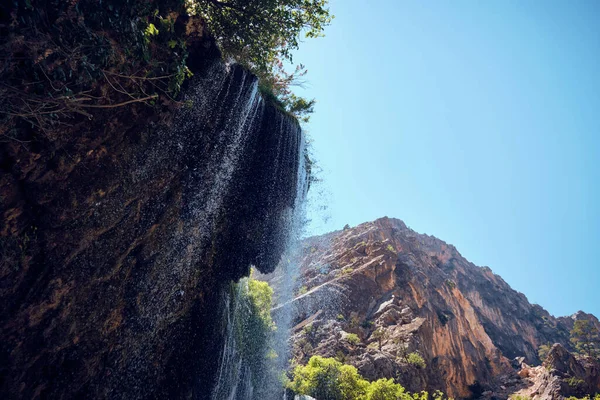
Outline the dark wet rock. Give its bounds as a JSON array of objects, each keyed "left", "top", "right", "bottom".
[{"left": 0, "top": 35, "right": 304, "bottom": 400}]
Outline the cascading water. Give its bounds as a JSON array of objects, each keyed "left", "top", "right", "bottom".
[{"left": 210, "top": 100, "right": 309, "bottom": 400}]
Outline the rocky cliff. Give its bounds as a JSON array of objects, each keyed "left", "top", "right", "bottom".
[
  {"left": 0, "top": 20, "right": 305, "bottom": 400},
  {"left": 267, "top": 217, "right": 599, "bottom": 399}
]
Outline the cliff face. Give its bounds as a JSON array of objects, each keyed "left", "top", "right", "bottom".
[
  {"left": 0, "top": 36, "right": 305, "bottom": 399},
  {"left": 272, "top": 217, "right": 598, "bottom": 399}
]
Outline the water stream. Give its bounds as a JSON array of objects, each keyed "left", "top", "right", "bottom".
[{"left": 210, "top": 101, "right": 308, "bottom": 400}]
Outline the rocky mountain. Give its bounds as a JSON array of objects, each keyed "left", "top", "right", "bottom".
[
  {"left": 0, "top": 13, "right": 305, "bottom": 400},
  {"left": 265, "top": 217, "right": 600, "bottom": 399}
]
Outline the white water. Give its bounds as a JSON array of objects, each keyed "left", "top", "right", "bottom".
[{"left": 211, "top": 120, "right": 308, "bottom": 400}]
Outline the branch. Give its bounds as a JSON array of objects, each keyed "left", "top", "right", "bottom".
[
  {"left": 207, "top": 0, "right": 247, "bottom": 13},
  {"left": 78, "top": 95, "right": 158, "bottom": 108}
]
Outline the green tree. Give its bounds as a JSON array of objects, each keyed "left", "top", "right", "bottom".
[
  {"left": 189, "top": 0, "right": 333, "bottom": 120},
  {"left": 570, "top": 320, "right": 600, "bottom": 359},
  {"left": 288, "top": 356, "right": 369, "bottom": 400},
  {"left": 289, "top": 356, "right": 452, "bottom": 400},
  {"left": 191, "top": 0, "right": 332, "bottom": 73},
  {"left": 346, "top": 333, "right": 361, "bottom": 345},
  {"left": 364, "top": 378, "right": 409, "bottom": 400},
  {"left": 538, "top": 343, "right": 553, "bottom": 362},
  {"left": 371, "top": 328, "right": 389, "bottom": 351},
  {"left": 233, "top": 274, "right": 277, "bottom": 393}
]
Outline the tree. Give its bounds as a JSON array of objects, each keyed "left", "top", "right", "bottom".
[
  {"left": 371, "top": 328, "right": 389, "bottom": 351},
  {"left": 538, "top": 343, "right": 553, "bottom": 363},
  {"left": 364, "top": 378, "right": 409, "bottom": 400},
  {"left": 190, "top": 0, "right": 333, "bottom": 120},
  {"left": 191, "top": 0, "right": 332, "bottom": 73},
  {"left": 570, "top": 320, "right": 600, "bottom": 359},
  {"left": 289, "top": 356, "right": 450, "bottom": 400},
  {"left": 288, "top": 356, "right": 369, "bottom": 400}
]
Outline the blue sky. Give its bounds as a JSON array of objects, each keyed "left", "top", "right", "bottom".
[{"left": 295, "top": 0, "right": 600, "bottom": 318}]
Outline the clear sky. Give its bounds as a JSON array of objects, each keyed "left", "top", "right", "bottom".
[{"left": 295, "top": 0, "right": 600, "bottom": 318}]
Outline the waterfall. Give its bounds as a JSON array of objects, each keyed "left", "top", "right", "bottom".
[{"left": 210, "top": 109, "right": 308, "bottom": 400}]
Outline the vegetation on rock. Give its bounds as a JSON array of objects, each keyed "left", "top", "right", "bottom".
[
  {"left": 0, "top": 0, "right": 192, "bottom": 140},
  {"left": 234, "top": 273, "right": 278, "bottom": 394},
  {"left": 0, "top": 0, "right": 331, "bottom": 141},
  {"left": 288, "top": 356, "right": 451, "bottom": 400},
  {"left": 571, "top": 320, "right": 600, "bottom": 359},
  {"left": 346, "top": 333, "right": 361, "bottom": 345},
  {"left": 188, "top": 0, "right": 332, "bottom": 122},
  {"left": 538, "top": 343, "right": 552, "bottom": 362},
  {"left": 406, "top": 352, "right": 426, "bottom": 369}
]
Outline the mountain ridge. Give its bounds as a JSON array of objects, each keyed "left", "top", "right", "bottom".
[{"left": 264, "top": 216, "right": 599, "bottom": 399}]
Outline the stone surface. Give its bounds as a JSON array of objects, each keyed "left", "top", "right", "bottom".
[
  {"left": 0, "top": 39, "right": 304, "bottom": 399},
  {"left": 266, "top": 217, "right": 600, "bottom": 399}
]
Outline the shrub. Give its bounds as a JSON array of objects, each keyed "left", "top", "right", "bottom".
[
  {"left": 371, "top": 328, "right": 389, "bottom": 350},
  {"left": 346, "top": 333, "right": 360, "bottom": 345},
  {"left": 303, "top": 323, "right": 313, "bottom": 335},
  {"left": 288, "top": 356, "right": 369, "bottom": 400},
  {"left": 570, "top": 320, "right": 600, "bottom": 359},
  {"left": 538, "top": 343, "right": 552, "bottom": 363},
  {"left": 231, "top": 275, "right": 278, "bottom": 398},
  {"left": 297, "top": 286, "right": 308, "bottom": 296},
  {"left": 566, "top": 377, "right": 585, "bottom": 389},
  {"left": 289, "top": 356, "right": 450, "bottom": 400},
  {"left": 407, "top": 352, "right": 426, "bottom": 369},
  {"left": 189, "top": 0, "right": 333, "bottom": 121},
  {"left": 364, "top": 378, "right": 407, "bottom": 400}
]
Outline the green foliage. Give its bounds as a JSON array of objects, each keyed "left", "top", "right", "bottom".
[
  {"left": 247, "top": 278, "right": 275, "bottom": 329},
  {"left": 288, "top": 356, "right": 369, "bottom": 400},
  {"left": 346, "top": 333, "right": 361, "bottom": 345},
  {"left": 349, "top": 313, "right": 361, "bottom": 330},
  {"left": 509, "top": 396, "right": 532, "bottom": 400},
  {"left": 538, "top": 343, "right": 552, "bottom": 362},
  {"left": 303, "top": 323, "right": 314, "bottom": 335},
  {"left": 361, "top": 320, "right": 374, "bottom": 329},
  {"left": 189, "top": 0, "right": 333, "bottom": 121},
  {"left": 288, "top": 356, "right": 451, "bottom": 400},
  {"left": 233, "top": 275, "right": 276, "bottom": 390},
  {"left": 337, "top": 314, "right": 346, "bottom": 321},
  {"left": 566, "top": 377, "right": 585, "bottom": 389},
  {"left": 363, "top": 378, "right": 408, "bottom": 400},
  {"left": 386, "top": 244, "right": 396, "bottom": 252},
  {"left": 566, "top": 397, "right": 600, "bottom": 400},
  {"left": 144, "top": 23, "right": 160, "bottom": 37},
  {"left": 445, "top": 279, "right": 456, "bottom": 290},
  {"left": 570, "top": 320, "right": 600, "bottom": 359},
  {"left": 297, "top": 285, "right": 308, "bottom": 296},
  {"left": 406, "top": 352, "right": 426, "bottom": 369},
  {"left": 0, "top": 0, "right": 192, "bottom": 138},
  {"left": 371, "top": 328, "right": 389, "bottom": 351}
]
